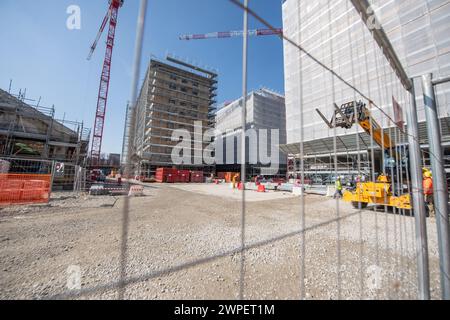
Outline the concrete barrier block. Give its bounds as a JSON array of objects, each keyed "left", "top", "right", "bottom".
[
  {"left": 292, "top": 186, "right": 303, "bottom": 196},
  {"left": 128, "top": 185, "right": 144, "bottom": 197},
  {"left": 326, "top": 186, "right": 335, "bottom": 197}
]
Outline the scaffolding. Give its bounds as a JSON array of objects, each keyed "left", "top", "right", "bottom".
[
  {"left": 281, "top": 0, "right": 450, "bottom": 180},
  {"left": 0, "top": 88, "right": 91, "bottom": 165},
  {"left": 215, "top": 88, "right": 287, "bottom": 176},
  {"left": 125, "top": 56, "right": 218, "bottom": 178}
]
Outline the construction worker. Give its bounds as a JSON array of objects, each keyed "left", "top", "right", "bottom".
[
  {"left": 423, "top": 169, "right": 434, "bottom": 217},
  {"left": 232, "top": 174, "right": 238, "bottom": 189},
  {"left": 334, "top": 177, "right": 343, "bottom": 199}
]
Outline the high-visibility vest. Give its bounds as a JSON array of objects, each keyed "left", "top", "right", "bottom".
[
  {"left": 423, "top": 177, "right": 433, "bottom": 195},
  {"left": 336, "top": 180, "right": 342, "bottom": 191}
]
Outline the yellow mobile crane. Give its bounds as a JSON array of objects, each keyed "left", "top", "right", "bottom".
[{"left": 316, "top": 101, "right": 412, "bottom": 210}]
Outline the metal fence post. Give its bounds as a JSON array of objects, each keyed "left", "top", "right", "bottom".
[
  {"left": 73, "top": 165, "right": 80, "bottom": 192},
  {"left": 239, "top": 0, "right": 249, "bottom": 301},
  {"left": 421, "top": 73, "right": 450, "bottom": 300},
  {"left": 406, "top": 79, "right": 430, "bottom": 300},
  {"left": 49, "top": 160, "right": 56, "bottom": 198}
]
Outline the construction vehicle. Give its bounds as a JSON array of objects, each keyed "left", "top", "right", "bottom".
[{"left": 316, "top": 101, "right": 412, "bottom": 210}]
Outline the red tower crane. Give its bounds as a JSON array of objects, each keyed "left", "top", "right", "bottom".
[{"left": 88, "top": 0, "right": 124, "bottom": 165}]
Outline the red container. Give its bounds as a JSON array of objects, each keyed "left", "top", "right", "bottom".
[
  {"left": 156, "top": 168, "right": 177, "bottom": 183},
  {"left": 166, "top": 174, "right": 177, "bottom": 183},
  {"left": 190, "top": 171, "right": 204, "bottom": 183},
  {"left": 176, "top": 170, "right": 190, "bottom": 183}
]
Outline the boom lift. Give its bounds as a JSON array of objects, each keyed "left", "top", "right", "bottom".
[{"left": 316, "top": 101, "right": 411, "bottom": 210}]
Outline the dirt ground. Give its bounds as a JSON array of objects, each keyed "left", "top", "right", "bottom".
[{"left": 0, "top": 183, "right": 442, "bottom": 300}]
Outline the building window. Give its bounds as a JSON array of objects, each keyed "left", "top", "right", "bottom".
[
  {"left": 192, "top": 82, "right": 199, "bottom": 87},
  {"left": 192, "top": 90, "right": 199, "bottom": 96},
  {"left": 169, "top": 83, "right": 177, "bottom": 90},
  {"left": 192, "top": 104, "right": 198, "bottom": 110},
  {"left": 180, "top": 102, "right": 187, "bottom": 107},
  {"left": 169, "top": 99, "right": 176, "bottom": 105},
  {"left": 181, "top": 79, "right": 188, "bottom": 84},
  {"left": 170, "top": 74, "right": 177, "bottom": 81},
  {"left": 181, "top": 87, "right": 187, "bottom": 93}
]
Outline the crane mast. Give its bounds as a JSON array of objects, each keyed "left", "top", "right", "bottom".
[{"left": 89, "top": 0, "right": 124, "bottom": 165}]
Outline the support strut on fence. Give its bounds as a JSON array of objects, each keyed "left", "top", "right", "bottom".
[
  {"left": 119, "top": 0, "right": 148, "bottom": 300},
  {"left": 421, "top": 73, "right": 450, "bottom": 300},
  {"left": 406, "top": 79, "right": 430, "bottom": 300}
]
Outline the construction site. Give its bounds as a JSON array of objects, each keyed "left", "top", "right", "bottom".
[{"left": 1, "top": 0, "right": 450, "bottom": 304}]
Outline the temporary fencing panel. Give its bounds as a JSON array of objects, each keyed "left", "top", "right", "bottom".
[
  {"left": 0, "top": 157, "right": 89, "bottom": 206},
  {"left": 0, "top": 173, "right": 51, "bottom": 205},
  {"left": 48, "top": 0, "right": 450, "bottom": 302}
]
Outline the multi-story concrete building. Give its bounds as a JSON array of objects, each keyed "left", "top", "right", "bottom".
[
  {"left": 215, "top": 88, "right": 287, "bottom": 176},
  {"left": 281, "top": 0, "right": 450, "bottom": 178},
  {"left": 129, "top": 57, "right": 217, "bottom": 177}
]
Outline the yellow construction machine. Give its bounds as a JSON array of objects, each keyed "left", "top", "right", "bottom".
[{"left": 316, "top": 101, "right": 411, "bottom": 210}]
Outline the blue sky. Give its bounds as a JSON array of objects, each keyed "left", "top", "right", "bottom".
[{"left": 0, "top": 0, "right": 285, "bottom": 154}]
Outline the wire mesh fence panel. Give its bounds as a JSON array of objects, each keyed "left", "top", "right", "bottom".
[
  {"left": 70, "top": 1, "right": 443, "bottom": 300},
  {"left": 225, "top": 0, "right": 447, "bottom": 300},
  {"left": 0, "top": 157, "right": 53, "bottom": 174},
  {"left": 51, "top": 163, "right": 90, "bottom": 192},
  {"left": 5, "top": 0, "right": 448, "bottom": 302},
  {"left": 0, "top": 157, "right": 52, "bottom": 205},
  {"left": 0, "top": 157, "right": 92, "bottom": 195}
]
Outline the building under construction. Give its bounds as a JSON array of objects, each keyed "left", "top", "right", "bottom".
[
  {"left": 215, "top": 88, "right": 287, "bottom": 176},
  {"left": 127, "top": 57, "right": 217, "bottom": 178},
  {"left": 0, "top": 88, "right": 90, "bottom": 164},
  {"left": 281, "top": 0, "right": 450, "bottom": 180}
]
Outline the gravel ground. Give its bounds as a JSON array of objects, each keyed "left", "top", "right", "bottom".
[
  {"left": 171, "top": 183, "right": 297, "bottom": 201},
  {"left": 0, "top": 184, "right": 442, "bottom": 300},
  {"left": 0, "top": 192, "right": 118, "bottom": 217}
]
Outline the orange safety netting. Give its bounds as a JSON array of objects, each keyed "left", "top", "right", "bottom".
[{"left": 0, "top": 174, "right": 52, "bottom": 205}]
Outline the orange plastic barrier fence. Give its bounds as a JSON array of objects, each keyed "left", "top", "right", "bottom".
[{"left": 0, "top": 174, "right": 52, "bottom": 206}]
